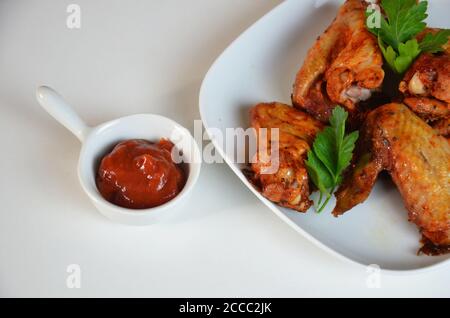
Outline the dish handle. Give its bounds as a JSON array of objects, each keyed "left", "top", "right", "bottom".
[{"left": 36, "top": 85, "right": 91, "bottom": 142}]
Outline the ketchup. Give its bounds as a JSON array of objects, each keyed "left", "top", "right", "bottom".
[{"left": 96, "top": 139, "right": 186, "bottom": 209}]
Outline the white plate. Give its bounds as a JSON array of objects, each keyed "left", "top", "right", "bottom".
[{"left": 199, "top": 0, "right": 450, "bottom": 273}]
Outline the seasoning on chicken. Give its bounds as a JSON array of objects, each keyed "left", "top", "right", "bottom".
[
  {"left": 333, "top": 103, "right": 450, "bottom": 255},
  {"left": 402, "top": 97, "right": 449, "bottom": 122},
  {"left": 292, "top": 0, "right": 384, "bottom": 123},
  {"left": 249, "top": 102, "right": 324, "bottom": 212}
]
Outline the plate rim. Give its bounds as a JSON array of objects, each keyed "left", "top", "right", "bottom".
[{"left": 199, "top": 0, "right": 450, "bottom": 274}]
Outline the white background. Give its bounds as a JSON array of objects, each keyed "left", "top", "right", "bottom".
[{"left": 0, "top": 0, "right": 448, "bottom": 297}]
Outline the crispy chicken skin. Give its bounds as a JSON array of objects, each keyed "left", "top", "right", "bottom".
[
  {"left": 250, "top": 103, "right": 324, "bottom": 212},
  {"left": 333, "top": 103, "right": 450, "bottom": 254},
  {"left": 292, "top": 0, "right": 384, "bottom": 122},
  {"left": 399, "top": 30, "right": 450, "bottom": 136},
  {"left": 402, "top": 97, "right": 449, "bottom": 122}
]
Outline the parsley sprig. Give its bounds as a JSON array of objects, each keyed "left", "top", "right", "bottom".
[
  {"left": 366, "top": 0, "right": 450, "bottom": 74},
  {"left": 306, "top": 107, "right": 359, "bottom": 213}
]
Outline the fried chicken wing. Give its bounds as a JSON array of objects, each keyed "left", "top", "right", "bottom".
[
  {"left": 333, "top": 103, "right": 450, "bottom": 254},
  {"left": 292, "top": 0, "right": 384, "bottom": 122},
  {"left": 399, "top": 53, "right": 450, "bottom": 111},
  {"left": 250, "top": 102, "right": 324, "bottom": 212},
  {"left": 399, "top": 30, "right": 450, "bottom": 136}
]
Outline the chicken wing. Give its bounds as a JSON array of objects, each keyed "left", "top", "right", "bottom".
[
  {"left": 292, "top": 0, "right": 384, "bottom": 122},
  {"left": 399, "top": 29, "right": 450, "bottom": 136},
  {"left": 333, "top": 103, "right": 450, "bottom": 254},
  {"left": 249, "top": 102, "right": 324, "bottom": 212}
]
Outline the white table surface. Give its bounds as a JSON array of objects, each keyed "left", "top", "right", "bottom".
[{"left": 0, "top": 0, "right": 448, "bottom": 297}]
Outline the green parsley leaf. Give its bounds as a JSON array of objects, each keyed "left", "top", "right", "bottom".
[
  {"left": 378, "top": 37, "right": 422, "bottom": 74},
  {"left": 379, "top": 0, "right": 427, "bottom": 50},
  {"left": 366, "top": 0, "right": 449, "bottom": 74},
  {"left": 337, "top": 131, "right": 359, "bottom": 178},
  {"left": 312, "top": 127, "right": 336, "bottom": 178},
  {"left": 395, "top": 39, "right": 421, "bottom": 73},
  {"left": 329, "top": 106, "right": 347, "bottom": 150},
  {"left": 306, "top": 106, "right": 359, "bottom": 213},
  {"left": 305, "top": 150, "right": 333, "bottom": 195},
  {"left": 419, "top": 30, "right": 450, "bottom": 53},
  {"left": 378, "top": 36, "right": 397, "bottom": 68}
]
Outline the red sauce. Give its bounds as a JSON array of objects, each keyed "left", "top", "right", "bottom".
[{"left": 96, "top": 139, "right": 186, "bottom": 209}]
